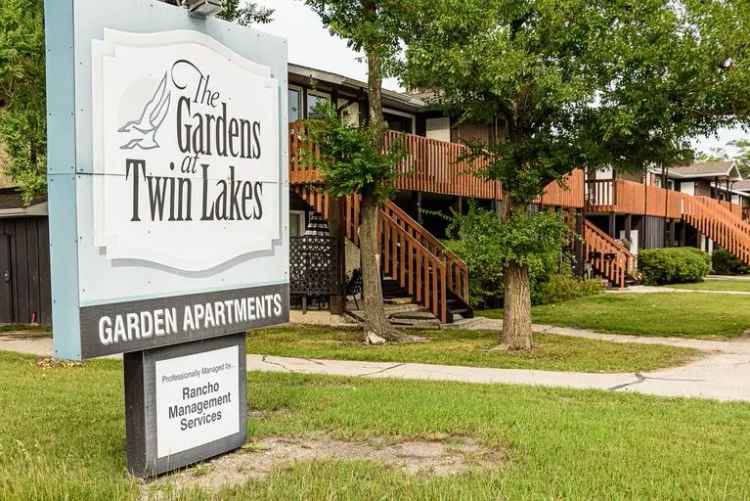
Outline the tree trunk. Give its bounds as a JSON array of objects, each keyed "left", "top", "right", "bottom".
[
  {"left": 359, "top": 192, "right": 401, "bottom": 341},
  {"left": 502, "top": 262, "right": 533, "bottom": 350},
  {"left": 356, "top": 40, "right": 404, "bottom": 342},
  {"left": 499, "top": 189, "right": 534, "bottom": 350},
  {"left": 367, "top": 45, "right": 386, "bottom": 141}
]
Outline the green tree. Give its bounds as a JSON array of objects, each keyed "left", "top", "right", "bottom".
[
  {"left": 303, "top": 0, "right": 410, "bottom": 342},
  {"left": 401, "top": 0, "right": 750, "bottom": 349},
  {"left": 0, "top": 0, "right": 46, "bottom": 202},
  {"left": 218, "top": 0, "right": 274, "bottom": 25},
  {"left": 301, "top": 102, "right": 409, "bottom": 342},
  {"left": 160, "top": 0, "right": 274, "bottom": 24},
  {"left": 696, "top": 140, "right": 750, "bottom": 178},
  {"left": 728, "top": 139, "right": 750, "bottom": 178}
]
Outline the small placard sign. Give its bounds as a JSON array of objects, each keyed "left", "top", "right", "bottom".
[{"left": 125, "top": 334, "right": 247, "bottom": 477}]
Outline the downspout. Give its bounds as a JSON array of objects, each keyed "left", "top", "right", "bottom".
[
  {"left": 643, "top": 166, "right": 648, "bottom": 249},
  {"left": 663, "top": 164, "right": 669, "bottom": 247}
]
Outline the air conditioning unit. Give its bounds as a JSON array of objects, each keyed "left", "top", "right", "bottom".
[{"left": 183, "top": 0, "right": 222, "bottom": 17}]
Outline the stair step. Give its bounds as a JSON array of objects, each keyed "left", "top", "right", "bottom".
[
  {"left": 385, "top": 304, "right": 425, "bottom": 316},
  {"left": 448, "top": 307, "right": 471, "bottom": 315},
  {"left": 390, "top": 310, "right": 437, "bottom": 320},
  {"left": 384, "top": 296, "right": 413, "bottom": 305},
  {"left": 390, "top": 317, "right": 441, "bottom": 328}
]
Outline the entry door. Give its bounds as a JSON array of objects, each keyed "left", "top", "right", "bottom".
[{"left": 0, "top": 234, "right": 12, "bottom": 324}]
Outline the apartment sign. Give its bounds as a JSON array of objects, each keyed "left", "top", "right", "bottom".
[
  {"left": 45, "top": 0, "right": 290, "bottom": 361},
  {"left": 45, "top": 0, "right": 288, "bottom": 478}
]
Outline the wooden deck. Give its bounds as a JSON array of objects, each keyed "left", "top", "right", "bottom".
[
  {"left": 586, "top": 179, "right": 684, "bottom": 218},
  {"left": 289, "top": 123, "right": 584, "bottom": 209}
]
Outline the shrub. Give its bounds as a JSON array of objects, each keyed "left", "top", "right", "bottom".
[
  {"left": 711, "top": 249, "right": 750, "bottom": 275},
  {"left": 537, "top": 274, "right": 604, "bottom": 305},
  {"left": 638, "top": 248, "right": 710, "bottom": 285},
  {"left": 443, "top": 204, "right": 568, "bottom": 309}
]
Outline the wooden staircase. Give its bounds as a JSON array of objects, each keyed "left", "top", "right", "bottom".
[
  {"left": 583, "top": 220, "right": 637, "bottom": 288},
  {"left": 683, "top": 196, "right": 750, "bottom": 265},
  {"left": 293, "top": 187, "right": 473, "bottom": 324}
]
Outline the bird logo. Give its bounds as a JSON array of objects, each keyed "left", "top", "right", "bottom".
[{"left": 118, "top": 72, "right": 171, "bottom": 150}]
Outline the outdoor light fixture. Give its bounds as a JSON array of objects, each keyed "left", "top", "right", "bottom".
[{"left": 183, "top": 0, "right": 222, "bottom": 18}]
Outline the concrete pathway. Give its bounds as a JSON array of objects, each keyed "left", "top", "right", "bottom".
[
  {"left": 606, "top": 285, "right": 750, "bottom": 295},
  {"left": 5, "top": 326, "right": 750, "bottom": 402},
  {"left": 249, "top": 336, "right": 750, "bottom": 402},
  {"left": 0, "top": 334, "right": 53, "bottom": 357}
]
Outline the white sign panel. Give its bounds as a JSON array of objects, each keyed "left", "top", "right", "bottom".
[
  {"left": 155, "top": 345, "right": 240, "bottom": 458},
  {"left": 91, "top": 30, "right": 280, "bottom": 270}
]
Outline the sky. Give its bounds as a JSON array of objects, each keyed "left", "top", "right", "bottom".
[
  {"left": 253, "top": 0, "right": 401, "bottom": 92},
  {"left": 254, "top": 0, "right": 746, "bottom": 157}
]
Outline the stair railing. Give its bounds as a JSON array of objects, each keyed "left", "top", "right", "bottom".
[
  {"left": 583, "top": 220, "right": 635, "bottom": 288},
  {"left": 293, "top": 187, "right": 452, "bottom": 322},
  {"left": 380, "top": 211, "right": 448, "bottom": 322},
  {"left": 683, "top": 197, "right": 750, "bottom": 264},
  {"left": 693, "top": 196, "right": 750, "bottom": 238},
  {"left": 381, "top": 201, "right": 470, "bottom": 305}
]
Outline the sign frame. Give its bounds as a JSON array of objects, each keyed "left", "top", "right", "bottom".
[
  {"left": 44, "top": 0, "right": 290, "bottom": 361},
  {"left": 124, "top": 333, "right": 247, "bottom": 477}
]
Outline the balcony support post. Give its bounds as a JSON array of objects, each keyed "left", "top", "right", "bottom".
[
  {"left": 680, "top": 221, "right": 687, "bottom": 246},
  {"left": 415, "top": 191, "right": 423, "bottom": 225},
  {"left": 574, "top": 209, "right": 585, "bottom": 278},
  {"left": 328, "top": 195, "right": 347, "bottom": 315}
]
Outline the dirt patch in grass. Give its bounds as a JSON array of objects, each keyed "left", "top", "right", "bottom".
[{"left": 150, "top": 435, "right": 505, "bottom": 493}]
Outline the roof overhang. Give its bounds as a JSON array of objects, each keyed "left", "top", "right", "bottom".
[
  {"left": 664, "top": 162, "right": 742, "bottom": 182},
  {"left": 288, "top": 63, "right": 426, "bottom": 113},
  {"left": 0, "top": 201, "right": 48, "bottom": 218}
]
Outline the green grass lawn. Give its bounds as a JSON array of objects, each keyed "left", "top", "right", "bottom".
[
  {"left": 246, "top": 325, "right": 697, "bottom": 373},
  {"left": 483, "top": 292, "right": 750, "bottom": 339},
  {"left": 0, "top": 324, "right": 50, "bottom": 335},
  {"left": 2, "top": 351, "right": 750, "bottom": 500},
  {"left": 669, "top": 278, "right": 750, "bottom": 292}
]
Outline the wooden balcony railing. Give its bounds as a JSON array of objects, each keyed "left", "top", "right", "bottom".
[
  {"left": 385, "top": 131, "right": 501, "bottom": 200},
  {"left": 290, "top": 122, "right": 583, "bottom": 209},
  {"left": 586, "top": 179, "right": 682, "bottom": 219},
  {"left": 538, "top": 169, "right": 585, "bottom": 209}
]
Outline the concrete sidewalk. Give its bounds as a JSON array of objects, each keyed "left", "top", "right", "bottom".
[
  {"left": 248, "top": 349, "right": 750, "bottom": 402},
  {"left": 5, "top": 328, "right": 750, "bottom": 402},
  {"left": 606, "top": 285, "right": 750, "bottom": 295}
]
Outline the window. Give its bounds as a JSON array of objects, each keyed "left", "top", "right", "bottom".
[
  {"left": 306, "top": 90, "right": 330, "bottom": 118},
  {"left": 383, "top": 108, "right": 415, "bottom": 134},
  {"left": 288, "top": 86, "right": 302, "bottom": 123},
  {"left": 290, "top": 211, "right": 305, "bottom": 237}
]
